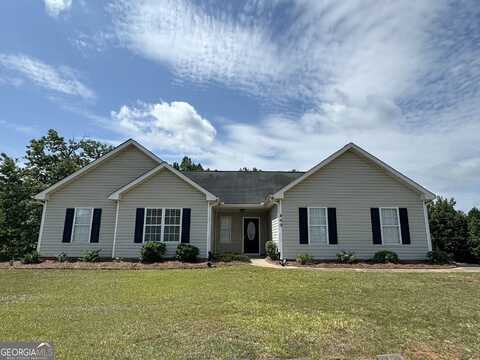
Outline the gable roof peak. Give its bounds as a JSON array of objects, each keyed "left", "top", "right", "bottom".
[
  {"left": 34, "top": 138, "right": 163, "bottom": 200},
  {"left": 272, "top": 142, "right": 435, "bottom": 200},
  {"left": 108, "top": 163, "right": 218, "bottom": 201}
]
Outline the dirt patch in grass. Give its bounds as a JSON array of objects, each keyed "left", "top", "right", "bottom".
[
  {"left": 408, "top": 342, "right": 467, "bottom": 360},
  {"left": 0, "top": 259, "right": 248, "bottom": 270}
]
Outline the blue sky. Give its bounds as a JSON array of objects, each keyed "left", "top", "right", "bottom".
[{"left": 0, "top": 0, "right": 479, "bottom": 210}]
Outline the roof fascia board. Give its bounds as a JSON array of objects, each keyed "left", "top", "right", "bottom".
[
  {"left": 219, "top": 202, "right": 268, "bottom": 209},
  {"left": 164, "top": 163, "right": 218, "bottom": 201},
  {"left": 34, "top": 139, "right": 163, "bottom": 201}
]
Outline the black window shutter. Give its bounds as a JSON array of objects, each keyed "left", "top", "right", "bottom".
[
  {"left": 134, "top": 208, "right": 145, "bottom": 243},
  {"left": 299, "top": 208, "right": 309, "bottom": 244},
  {"left": 327, "top": 208, "right": 338, "bottom": 244},
  {"left": 90, "top": 208, "right": 102, "bottom": 243},
  {"left": 370, "top": 208, "right": 382, "bottom": 244},
  {"left": 399, "top": 208, "right": 411, "bottom": 244},
  {"left": 181, "top": 208, "right": 191, "bottom": 243},
  {"left": 62, "top": 208, "right": 75, "bottom": 243}
]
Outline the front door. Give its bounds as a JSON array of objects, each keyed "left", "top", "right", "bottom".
[{"left": 243, "top": 218, "right": 260, "bottom": 254}]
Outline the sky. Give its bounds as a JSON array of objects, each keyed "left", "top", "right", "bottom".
[{"left": 0, "top": 0, "right": 479, "bottom": 210}]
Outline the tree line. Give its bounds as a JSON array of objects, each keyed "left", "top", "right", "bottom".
[
  {"left": 0, "top": 129, "right": 479, "bottom": 262},
  {"left": 428, "top": 198, "right": 480, "bottom": 262}
]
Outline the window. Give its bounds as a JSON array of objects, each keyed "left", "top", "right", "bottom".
[
  {"left": 144, "top": 208, "right": 181, "bottom": 242},
  {"left": 380, "top": 208, "right": 401, "bottom": 244},
  {"left": 308, "top": 207, "right": 328, "bottom": 244},
  {"left": 144, "top": 208, "right": 163, "bottom": 242},
  {"left": 220, "top": 216, "right": 232, "bottom": 243},
  {"left": 163, "top": 209, "right": 181, "bottom": 242},
  {"left": 72, "top": 208, "right": 92, "bottom": 242}
]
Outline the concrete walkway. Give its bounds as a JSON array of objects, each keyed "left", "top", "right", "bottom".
[{"left": 250, "top": 258, "right": 480, "bottom": 273}]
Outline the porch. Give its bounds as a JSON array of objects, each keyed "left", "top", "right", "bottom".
[{"left": 211, "top": 205, "right": 273, "bottom": 256}]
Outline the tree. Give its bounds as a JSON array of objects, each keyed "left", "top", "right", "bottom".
[
  {"left": 0, "top": 154, "right": 38, "bottom": 258},
  {"left": 172, "top": 156, "right": 203, "bottom": 171},
  {"left": 428, "top": 197, "right": 471, "bottom": 262},
  {"left": 24, "top": 129, "right": 114, "bottom": 193},
  {"left": 0, "top": 129, "right": 114, "bottom": 258},
  {"left": 78, "top": 139, "right": 114, "bottom": 165},
  {"left": 467, "top": 207, "right": 480, "bottom": 261}
]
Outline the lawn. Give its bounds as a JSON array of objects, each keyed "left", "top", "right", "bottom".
[{"left": 1, "top": 267, "right": 479, "bottom": 359}]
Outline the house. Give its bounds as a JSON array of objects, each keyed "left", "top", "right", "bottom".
[{"left": 35, "top": 139, "right": 435, "bottom": 260}]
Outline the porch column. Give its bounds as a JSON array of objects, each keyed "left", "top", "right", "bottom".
[{"left": 278, "top": 199, "right": 284, "bottom": 259}]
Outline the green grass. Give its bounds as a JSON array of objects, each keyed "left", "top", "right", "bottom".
[{"left": 1, "top": 267, "right": 479, "bottom": 359}]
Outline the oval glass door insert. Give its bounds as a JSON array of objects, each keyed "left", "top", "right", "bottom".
[{"left": 247, "top": 221, "right": 256, "bottom": 241}]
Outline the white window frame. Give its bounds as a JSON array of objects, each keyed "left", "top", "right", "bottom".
[
  {"left": 379, "top": 207, "right": 402, "bottom": 245},
  {"left": 71, "top": 207, "right": 94, "bottom": 243},
  {"left": 307, "top": 207, "right": 329, "bottom": 245},
  {"left": 220, "top": 215, "right": 232, "bottom": 244},
  {"left": 142, "top": 207, "right": 183, "bottom": 243}
]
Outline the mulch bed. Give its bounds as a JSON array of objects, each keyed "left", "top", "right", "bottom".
[
  {"left": 265, "top": 258, "right": 456, "bottom": 269},
  {"left": 0, "top": 259, "right": 249, "bottom": 270}
]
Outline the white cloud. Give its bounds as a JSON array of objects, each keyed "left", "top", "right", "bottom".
[
  {"left": 0, "top": 54, "right": 95, "bottom": 99},
  {"left": 105, "top": 0, "right": 480, "bottom": 210},
  {"left": 44, "top": 0, "right": 72, "bottom": 17},
  {"left": 110, "top": 101, "right": 216, "bottom": 155},
  {"left": 110, "top": 0, "right": 286, "bottom": 99},
  {"left": 104, "top": 96, "right": 480, "bottom": 210},
  {"left": 203, "top": 108, "right": 480, "bottom": 210},
  {"left": 110, "top": 0, "right": 445, "bottom": 105}
]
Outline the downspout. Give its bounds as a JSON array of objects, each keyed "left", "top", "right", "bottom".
[
  {"left": 36, "top": 200, "right": 48, "bottom": 254},
  {"left": 206, "top": 201, "right": 213, "bottom": 259},
  {"left": 278, "top": 199, "right": 284, "bottom": 260},
  {"left": 422, "top": 199, "right": 433, "bottom": 252},
  {"left": 112, "top": 200, "right": 120, "bottom": 258}
]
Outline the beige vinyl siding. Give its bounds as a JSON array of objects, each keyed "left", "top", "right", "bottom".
[
  {"left": 282, "top": 150, "right": 429, "bottom": 260},
  {"left": 38, "top": 145, "right": 158, "bottom": 257},
  {"left": 213, "top": 209, "right": 270, "bottom": 255},
  {"left": 115, "top": 168, "right": 208, "bottom": 259}
]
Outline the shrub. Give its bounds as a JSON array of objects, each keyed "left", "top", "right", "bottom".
[
  {"left": 141, "top": 241, "right": 166, "bottom": 263},
  {"left": 57, "top": 252, "right": 67, "bottom": 263},
  {"left": 296, "top": 253, "right": 314, "bottom": 265},
  {"left": 265, "top": 241, "right": 279, "bottom": 260},
  {"left": 176, "top": 244, "right": 199, "bottom": 262},
  {"left": 427, "top": 250, "right": 451, "bottom": 265},
  {"left": 372, "top": 250, "right": 399, "bottom": 264},
  {"left": 213, "top": 252, "right": 251, "bottom": 263},
  {"left": 336, "top": 250, "right": 357, "bottom": 264},
  {"left": 81, "top": 249, "right": 102, "bottom": 263},
  {"left": 21, "top": 251, "right": 40, "bottom": 264}
]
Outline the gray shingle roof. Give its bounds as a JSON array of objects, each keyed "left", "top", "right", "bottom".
[{"left": 182, "top": 171, "right": 305, "bottom": 204}]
